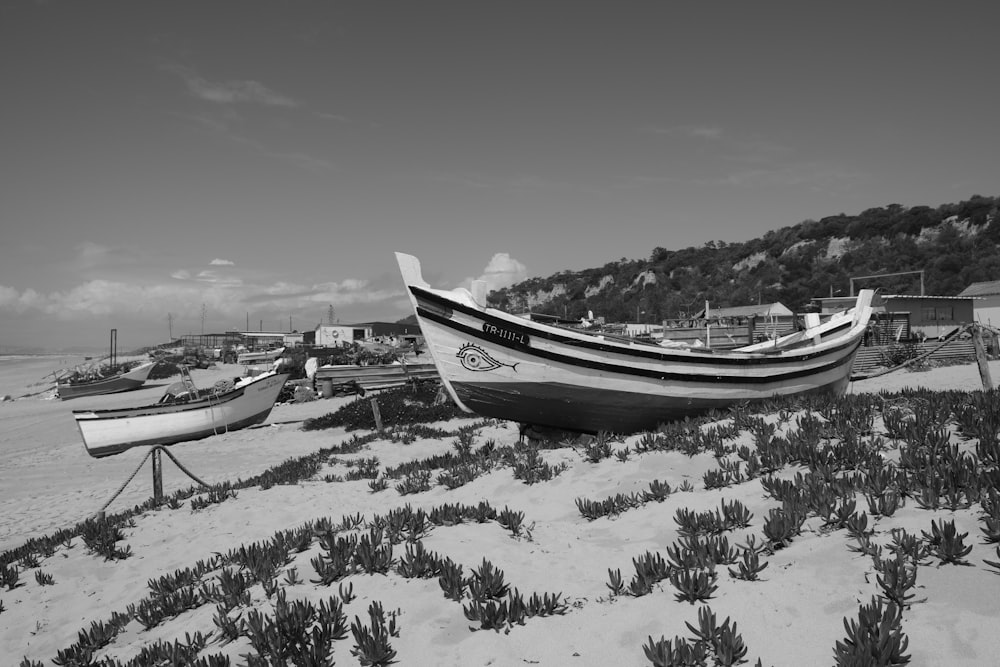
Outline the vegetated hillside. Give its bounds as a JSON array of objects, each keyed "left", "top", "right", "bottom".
[{"left": 488, "top": 195, "right": 1000, "bottom": 322}]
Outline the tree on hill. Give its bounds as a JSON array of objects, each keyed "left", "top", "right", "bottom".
[{"left": 488, "top": 196, "right": 1000, "bottom": 321}]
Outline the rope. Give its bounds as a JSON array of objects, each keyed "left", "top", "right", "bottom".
[
  {"left": 92, "top": 447, "right": 156, "bottom": 518},
  {"left": 157, "top": 446, "right": 211, "bottom": 488},
  {"left": 91, "top": 445, "right": 211, "bottom": 518}
]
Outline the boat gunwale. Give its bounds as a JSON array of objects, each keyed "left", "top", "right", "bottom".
[
  {"left": 409, "top": 284, "right": 864, "bottom": 368},
  {"left": 417, "top": 305, "right": 863, "bottom": 384},
  {"left": 71, "top": 373, "right": 288, "bottom": 419}
]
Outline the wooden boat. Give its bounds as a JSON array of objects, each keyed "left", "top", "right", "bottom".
[
  {"left": 73, "top": 372, "right": 289, "bottom": 458},
  {"left": 237, "top": 347, "right": 285, "bottom": 365},
  {"left": 395, "top": 252, "right": 875, "bottom": 434},
  {"left": 314, "top": 359, "right": 438, "bottom": 394},
  {"left": 57, "top": 361, "right": 158, "bottom": 400}
]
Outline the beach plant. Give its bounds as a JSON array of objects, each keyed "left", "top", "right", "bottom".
[
  {"left": 684, "top": 605, "right": 749, "bottom": 666},
  {"left": 394, "top": 469, "right": 434, "bottom": 495},
  {"left": 437, "top": 557, "right": 466, "bottom": 601},
  {"left": 728, "top": 548, "right": 769, "bottom": 582},
  {"left": 18, "top": 553, "right": 39, "bottom": 569},
  {"left": 885, "top": 529, "right": 928, "bottom": 565},
  {"left": 582, "top": 432, "right": 614, "bottom": 462},
  {"left": 497, "top": 506, "right": 525, "bottom": 537},
  {"left": 510, "top": 443, "right": 568, "bottom": 484},
  {"left": 350, "top": 601, "right": 398, "bottom": 666},
  {"left": 353, "top": 528, "right": 394, "bottom": 574},
  {"left": 606, "top": 568, "right": 626, "bottom": 596},
  {"left": 833, "top": 597, "right": 910, "bottom": 666},
  {"left": 642, "top": 479, "right": 674, "bottom": 503},
  {"left": 369, "top": 476, "right": 390, "bottom": 492},
  {"left": 922, "top": 519, "right": 974, "bottom": 565},
  {"left": 984, "top": 546, "right": 1000, "bottom": 573},
  {"left": 761, "top": 508, "right": 804, "bottom": 549},
  {"left": 876, "top": 554, "right": 918, "bottom": 609},
  {"left": 643, "top": 634, "right": 708, "bottom": 667},
  {"left": 720, "top": 499, "right": 753, "bottom": 529},
  {"left": 467, "top": 559, "right": 510, "bottom": 602},
  {"left": 436, "top": 463, "right": 481, "bottom": 489},
  {"left": 1, "top": 564, "right": 20, "bottom": 590},
  {"left": 213, "top": 604, "right": 244, "bottom": 644},
  {"left": 303, "top": 382, "right": 464, "bottom": 431},
  {"left": 669, "top": 567, "right": 719, "bottom": 604},
  {"left": 396, "top": 541, "right": 441, "bottom": 579},
  {"left": 79, "top": 516, "right": 132, "bottom": 561},
  {"left": 627, "top": 550, "right": 671, "bottom": 597},
  {"left": 34, "top": 570, "right": 54, "bottom": 586}
]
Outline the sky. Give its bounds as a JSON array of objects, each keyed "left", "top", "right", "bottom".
[{"left": 2, "top": 1, "right": 998, "bottom": 352}]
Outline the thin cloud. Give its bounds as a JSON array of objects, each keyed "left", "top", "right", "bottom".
[
  {"left": 645, "top": 124, "right": 724, "bottom": 140},
  {"left": 210, "top": 258, "right": 235, "bottom": 266},
  {"left": 162, "top": 63, "right": 298, "bottom": 107},
  {"left": 0, "top": 274, "right": 403, "bottom": 324}
]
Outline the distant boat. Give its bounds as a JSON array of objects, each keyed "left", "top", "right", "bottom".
[
  {"left": 57, "top": 361, "right": 158, "bottom": 401},
  {"left": 395, "top": 252, "right": 875, "bottom": 434},
  {"left": 314, "top": 359, "right": 438, "bottom": 394},
  {"left": 73, "top": 372, "right": 289, "bottom": 458},
  {"left": 237, "top": 347, "right": 286, "bottom": 365}
]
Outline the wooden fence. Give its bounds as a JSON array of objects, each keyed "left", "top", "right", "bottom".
[{"left": 851, "top": 338, "right": 977, "bottom": 377}]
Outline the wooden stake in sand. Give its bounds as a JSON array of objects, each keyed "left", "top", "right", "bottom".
[
  {"left": 370, "top": 397, "right": 384, "bottom": 432},
  {"left": 972, "top": 325, "right": 994, "bottom": 390}
]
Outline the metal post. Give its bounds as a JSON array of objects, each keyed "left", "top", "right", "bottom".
[{"left": 152, "top": 447, "right": 163, "bottom": 504}]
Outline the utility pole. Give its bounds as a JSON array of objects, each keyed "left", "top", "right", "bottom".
[
  {"left": 201, "top": 303, "right": 207, "bottom": 335},
  {"left": 166, "top": 312, "right": 174, "bottom": 341}
]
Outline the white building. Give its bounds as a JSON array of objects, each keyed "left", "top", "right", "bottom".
[
  {"left": 315, "top": 324, "right": 373, "bottom": 347},
  {"left": 958, "top": 280, "right": 1000, "bottom": 326}
]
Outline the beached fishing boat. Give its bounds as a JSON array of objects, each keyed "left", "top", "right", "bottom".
[
  {"left": 57, "top": 361, "right": 158, "bottom": 400},
  {"left": 314, "top": 359, "right": 438, "bottom": 394},
  {"left": 395, "top": 252, "right": 875, "bottom": 434},
  {"left": 73, "top": 372, "right": 289, "bottom": 458},
  {"left": 237, "top": 347, "right": 285, "bottom": 365}
]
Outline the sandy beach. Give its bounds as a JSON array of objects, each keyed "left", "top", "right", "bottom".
[{"left": 2, "top": 357, "right": 999, "bottom": 665}]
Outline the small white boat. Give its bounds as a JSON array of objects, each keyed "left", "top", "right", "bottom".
[
  {"left": 236, "top": 347, "right": 286, "bottom": 365},
  {"left": 74, "top": 372, "right": 289, "bottom": 458},
  {"left": 396, "top": 252, "right": 875, "bottom": 434},
  {"left": 57, "top": 361, "right": 158, "bottom": 400}
]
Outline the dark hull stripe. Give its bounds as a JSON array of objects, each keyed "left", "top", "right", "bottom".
[
  {"left": 84, "top": 407, "right": 277, "bottom": 458},
  {"left": 417, "top": 305, "right": 862, "bottom": 385},
  {"left": 411, "top": 285, "right": 855, "bottom": 366},
  {"left": 58, "top": 378, "right": 146, "bottom": 400},
  {"left": 452, "top": 379, "right": 850, "bottom": 434}
]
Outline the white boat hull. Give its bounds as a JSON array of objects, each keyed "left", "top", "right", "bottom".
[
  {"left": 73, "top": 373, "right": 289, "bottom": 458},
  {"left": 237, "top": 347, "right": 285, "bottom": 365},
  {"left": 396, "top": 252, "right": 874, "bottom": 434}
]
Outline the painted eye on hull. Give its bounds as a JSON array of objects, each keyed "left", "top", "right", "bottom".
[{"left": 456, "top": 343, "right": 508, "bottom": 372}]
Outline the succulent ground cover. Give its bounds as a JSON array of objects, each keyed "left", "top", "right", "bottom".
[{"left": 3, "top": 386, "right": 1000, "bottom": 665}]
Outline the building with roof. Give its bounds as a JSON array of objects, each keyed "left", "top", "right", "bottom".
[
  {"left": 880, "top": 294, "right": 974, "bottom": 340},
  {"left": 958, "top": 280, "right": 1000, "bottom": 327},
  {"left": 813, "top": 293, "right": 975, "bottom": 341}
]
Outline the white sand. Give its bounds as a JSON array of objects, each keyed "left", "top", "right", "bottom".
[{"left": 2, "top": 358, "right": 999, "bottom": 665}]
